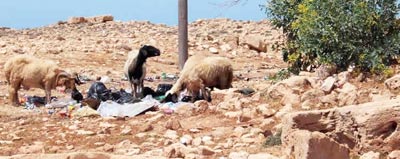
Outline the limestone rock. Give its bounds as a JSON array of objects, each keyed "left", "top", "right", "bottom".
[
  {"left": 283, "top": 130, "right": 350, "bottom": 159},
  {"left": 228, "top": 151, "right": 249, "bottom": 159},
  {"left": 248, "top": 153, "right": 280, "bottom": 159},
  {"left": 87, "top": 15, "right": 114, "bottom": 23},
  {"left": 282, "top": 99, "right": 400, "bottom": 155},
  {"left": 385, "top": 74, "right": 400, "bottom": 94},
  {"left": 241, "top": 35, "right": 268, "bottom": 52},
  {"left": 360, "top": 151, "right": 380, "bottom": 159},
  {"left": 388, "top": 150, "right": 400, "bottom": 159},
  {"left": 68, "top": 17, "right": 87, "bottom": 24}
]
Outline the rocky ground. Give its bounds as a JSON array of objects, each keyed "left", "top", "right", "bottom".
[{"left": 0, "top": 16, "right": 399, "bottom": 159}]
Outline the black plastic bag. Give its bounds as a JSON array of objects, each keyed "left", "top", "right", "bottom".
[
  {"left": 156, "top": 84, "right": 173, "bottom": 95},
  {"left": 71, "top": 88, "right": 83, "bottom": 102},
  {"left": 111, "top": 89, "right": 139, "bottom": 104},
  {"left": 87, "top": 82, "right": 111, "bottom": 101}
]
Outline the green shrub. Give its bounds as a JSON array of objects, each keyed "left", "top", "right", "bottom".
[
  {"left": 265, "top": 69, "right": 291, "bottom": 82},
  {"left": 264, "top": 130, "right": 282, "bottom": 147},
  {"left": 263, "top": 0, "right": 400, "bottom": 75}
]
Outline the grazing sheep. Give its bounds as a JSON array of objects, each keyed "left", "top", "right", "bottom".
[
  {"left": 4, "top": 55, "right": 81, "bottom": 106},
  {"left": 164, "top": 56, "right": 233, "bottom": 103},
  {"left": 124, "top": 45, "right": 160, "bottom": 99}
]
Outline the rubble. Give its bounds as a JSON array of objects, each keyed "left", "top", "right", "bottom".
[
  {"left": 282, "top": 99, "right": 400, "bottom": 157},
  {"left": 0, "top": 15, "right": 394, "bottom": 159}
]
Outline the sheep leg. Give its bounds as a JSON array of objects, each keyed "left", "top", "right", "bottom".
[
  {"left": 44, "top": 84, "right": 52, "bottom": 104},
  {"left": 138, "top": 81, "right": 144, "bottom": 98},
  {"left": 8, "top": 81, "right": 21, "bottom": 106},
  {"left": 133, "top": 83, "right": 138, "bottom": 99}
]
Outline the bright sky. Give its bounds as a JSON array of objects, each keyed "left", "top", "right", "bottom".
[{"left": 0, "top": 0, "right": 267, "bottom": 29}]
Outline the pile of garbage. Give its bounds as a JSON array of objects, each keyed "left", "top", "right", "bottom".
[{"left": 18, "top": 79, "right": 211, "bottom": 118}]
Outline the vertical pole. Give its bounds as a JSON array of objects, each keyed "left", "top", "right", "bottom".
[{"left": 178, "top": 0, "right": 188, "bottom": 70}]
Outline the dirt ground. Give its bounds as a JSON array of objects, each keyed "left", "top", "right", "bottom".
[{"left": 0, "top": 18, "right": 389, "bottom": 158}]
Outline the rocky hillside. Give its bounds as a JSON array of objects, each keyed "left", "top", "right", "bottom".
[{"left": 0, "top": 16, "right": 399, "bottom": 159}]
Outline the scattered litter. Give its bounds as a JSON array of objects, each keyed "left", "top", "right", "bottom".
[
  {"left": 87, "top": 82, "right": 140, "bottom": 103},
  {"left": 144, "top": 77, "right": 154, "bottom": 82},
  {"left": 82, "top": 98, "right": 101, "bottom": 110},
  {"left": 45, "top": 98, "right": 77, "bottom": 109},
  {"left": 156, "top": 84, "right": 173, "bottom": 95},
  {"left": 97, "top": 95, "right": 160, "bottom": 117},
  {"left": 71, "top": 89, "right": 83, "bottom": 102},
  {"left": 161, "top": 73, "right": 178, "bottom": 80},
  {"left": 159, "top": 101, "right": 194, "bottom": 114},
  {"left": 87, "top": 82, "right": 111, "bottom": 101},
  {"left": 72, "top": 106, "right": 100, "bottom": 118},
  {"left": 78, "top": 75, "right": 93, "bottom": 82},
  {"left": 99, "top": 76, "right": 111, "bottom": 83},
  {"left": 121, "top": 76, "right": 128, "bottom": 81},
  {"left": 110, "top": 89, "right": 139, "bottom": 104}
]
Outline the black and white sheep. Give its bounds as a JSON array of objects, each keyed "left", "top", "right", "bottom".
[
  {"left": 124, "top": 45, "right": 160, "bottom": 99},
  {"left": 164, "top": 55, "right": 233, "bottom": 103}
]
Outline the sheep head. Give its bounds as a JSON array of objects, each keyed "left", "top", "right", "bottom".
[
  {"left": 55, "top": 70, "right": 82, "bottom": 93},
  {"left": 162, "top": 91, "right": 179, "bottom": 103},
  {"left": 139, "top": 45, "right": 161, "bottom": 58}
]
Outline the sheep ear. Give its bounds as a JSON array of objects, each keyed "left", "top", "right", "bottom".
[
  {"left": 72, "top": 72, "right": 84, "bottom": 85},
  {"left": 140, "top": 48, "right": 148, "bottom": 57},
  {"left": 55, "top": 70, "right": 70, "bottom": 86}
]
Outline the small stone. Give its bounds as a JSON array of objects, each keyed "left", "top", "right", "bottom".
[
  {"left": 0, "top": 140, "right": 13, "bottom": 144},
  {"left": 220, "top": 44, "right": 232, "bottom": 52},
  {"left": 224, "top": 111, "right": 242, "bottom": 118},
  {"left": 233, "top": 126, "right": 247, "bottom": 137},
  {"left": 321, "top": 76, "right": 337, "bottom": 93},
  {"left": 164, "top": 130, "right": 178, "bottom": 140},
  {"left": 121, "top": 127, "right": 132, "bottom": 135},
  {"left": 135, "top": 133, "right": 147, "bottom": 138},
  {"left": 198, "top": 146, "right": 215, "bottom": 156},
  {"left": 193, "top": 137, "right": 202, "bottom": 146},
  {"left": 66, "top": 145, "right": 74, "bottom": 150},
  {"left": 103, "top": 144, "right": 115, "bottom": 152},
  {"left": 138, "top": 123, "right": 153, "bottom": 132},
  {"left": 165, "top": 119, "right": 182, "bottom": 130},
  {"left": 180, "top": 135, "right": 193, "bottom": 145},
  {"left": 202, "top": 136, "right": 214, "bottom": 145},
  {"left": 248, "top": 153, "right": 279, "bottom": 159},
  {"left": 189, "top": 128, "right": 201, "bottom": 133},
  {"left": 76, "top": 130, "right": 95, "bottom": 136},
  {"left": 360, "top": 151, "right": 380, "bottom": 159},
  {"left": 389, "top": 150, "right": 400, "bottom": 159},
  {"left": 209, "top": 47, "right": 219, "bottom": 54},
  {"left": 256, "top": 104, "right": 276, "bottom": 118},
  {"left": 239, "top": 111, "right": 252, "bottom": 122},
  {"left": 94, "top": 142, "right": 106, "bottom": 146},
  {"left": 229, "top": 151, "right": 249, "bottom": 159}
]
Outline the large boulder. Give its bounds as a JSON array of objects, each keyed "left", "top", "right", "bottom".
[
  {"left": 241, "top": 35, "right": 268, "bottom": 53},
  {"left": 385, "top": 74, "right": 400, "bottom": 94},
  {"left": 266, "top": 76, "right": 313, "bottom": 107},
  {"left": 282, "top": 99, "right": 400, "bottom": 156},
  {"left": 336, "top": 82, "right": 358, "bottom": 106},
  {"left": 87, "top": 15, "right": 114, "bottom": 23},
  {"left": 67, "top": 17, "right": 87, "bottom": 24},
  {"left": 284, "top": 130, "right": 350, "bottom": 159}
]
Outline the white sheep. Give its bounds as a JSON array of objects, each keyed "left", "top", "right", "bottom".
[
  {"left": 165, "top": 55, "right": 233, "bottom": 102},
  {"left": 4, "top": 55, "right": 81, "bottom": 106},
  {"left": 124, "top": 45, "right": 160, "bottom": 99}
]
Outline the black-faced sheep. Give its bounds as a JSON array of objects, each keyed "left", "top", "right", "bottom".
[
  {"left": 164, "top": 55, "right": 233, "bottom": 103},
  {"left": 4, "top": 55, "right": 81, "bottom": 106},
  {"left": 124, "top": 45, "right": 160, "bottom": 99}
]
